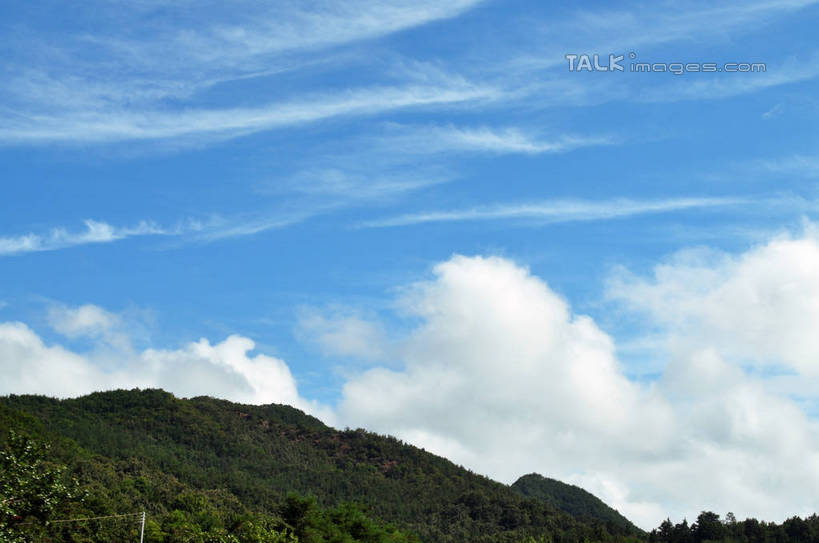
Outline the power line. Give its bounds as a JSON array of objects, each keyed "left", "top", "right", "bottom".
[
  {"left": 19, "top": 511, "right": 143, "bottom": 526},
  {"left": 49, "top": 512, "right": 143, "bottom": 524}
]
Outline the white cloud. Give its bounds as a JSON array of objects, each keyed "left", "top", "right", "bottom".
[
  {"left": 45, "top": 303, "right": 139, "bottom": 353},
  {"left": 508, "top": 0, "right": 819, "bottom": 85},
  {"left": 358, "top": 196, "right": 742, "bottom": 228},
  {"left": 378, "top": 124, "right": 615, "bottom": 155},
  {"left": 0, "top": 215, "right": 296, "bottom": 255},
  {"left": 0, "top": 322, "right": 109, "bottom": 399},
  {"left": 281, "top": 168, "right": 451, "bottom": 200},
  {"left": 638, "top": 55, "right": 819, "bottom": 103},
  {"left": 80, "top": 1, "right": 486, "bottom": 80},
  {"left": 4, "top": 0, "right": 816, "bottom": 150},
  {"left": 330, "top": 251, "right": 819, "bottom": 528},
  {"left": 296, "top": 308, "right": 388, "bottom": 360},
  {"left": 47, "top": 304, "right": 119, "bottom": 339},
  {"left": 0, "top": 219, "right": 166, "bottom": 256},
  {"left": 0, "top": 318, "right": 328, "bottom": 420},
  {"left": 1, "top": 1, "right": 496, "bottom": 146},
  {"left": 755, "top": 155, "right": 819, "bottom": 178},
  {"left": 139, "top": 335, "right": 313, "bottom": 411},
  {"left": 0, "top": 81, "right": 499, "bottom": 144},
  {"left": 336, "top": 255, "right": 676, "bottom": 526},
  {"left": 1, "top": 1, "right": 487, "bottom": 112},
  {"left": 574, "top": 0, "right": 819, "bottom": 50},
  {"left": 8, "top": 234, "right": 819, "bottom": 528},
  {"left": 762, "top": 103, "right": 785, "bottom": 119},
  {"left": 166, "top": 1, "right": 486, "bottom": 68},
  {"left": 607, "top": 226, "right": 819, "bottom": 377}
]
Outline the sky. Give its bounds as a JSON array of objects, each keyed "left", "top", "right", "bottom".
[{"left": 2, "top": 0, "right": 819, "bottom": 530}]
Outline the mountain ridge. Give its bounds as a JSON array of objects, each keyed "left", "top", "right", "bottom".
[{"left": 0, "top": 388, "right": 642, "bottom": 542}]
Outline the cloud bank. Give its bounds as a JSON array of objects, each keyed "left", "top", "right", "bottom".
[
  {"left": 0, "top": 318, "right": 325, "bottom": 420},
  {"left": 325, "top": 234, "right": 819, "bottom": 528},
  {"left": 5, "top": 228, "right": 819, "bottom": 528}
]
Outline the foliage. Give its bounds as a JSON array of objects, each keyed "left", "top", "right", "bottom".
[
  {"left": 650, "top": 511, "right": 819, "bottom": 543},
  {"left": 512, "top": 473, "right": 639, "bottom": 534},
  {"left": 0, "top": 431, "right": 83, "bottom": 543},
  {"left": 0, "top": 389, "right": 646, "bottom": 542}
]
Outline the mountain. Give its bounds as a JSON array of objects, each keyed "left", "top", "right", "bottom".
[
  {"left": 0, "top": 389, "right": 643, "bottom": 543},
  {"left": 511, "top": 473, "right": 639, "bottom": 534}
]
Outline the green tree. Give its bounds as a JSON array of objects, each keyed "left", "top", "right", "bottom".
[
  {"left": 693, "top": 512, "right": 725, "bottom": 543},
  {"left": 0, "top": 431, "right": 82, "bottom": 543}
]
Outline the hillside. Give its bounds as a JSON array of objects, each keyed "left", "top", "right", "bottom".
[
  {"left": 511, "top": 473, "right": 638, "bottom": 534},
  {"left": 0, "top": 389, "right": 642, "bottom": 543}
]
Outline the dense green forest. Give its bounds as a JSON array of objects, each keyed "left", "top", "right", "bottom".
[
  {"left": 0, "top": 389, "right": 641, "bottom": 543},
  {"left": 511, "top": 474, "right": 638, "bottom": 533},
  {"left": 0, "top": 389, "right": 816, "bottom": 543},
  {"left": 649, "top": 512, "right": 819, "bottom": 543}
]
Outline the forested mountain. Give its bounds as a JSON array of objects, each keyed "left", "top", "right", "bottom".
[
  {"left": 0, "top": 389, "right": 642, "bottom": 543},
  {"left": 4, "top": 390, "right": 817, "bottom": 543},
  {"left": 511, "top": 474, "right": 638, "bottom": 534}
]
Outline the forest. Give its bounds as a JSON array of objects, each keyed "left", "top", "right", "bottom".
[{"left": 0, "top": 389, "right": 814, "bottom": 543}]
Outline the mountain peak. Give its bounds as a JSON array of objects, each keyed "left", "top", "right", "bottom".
[{"left": 512, "top": 472, "right": 641, "bottom": 534}]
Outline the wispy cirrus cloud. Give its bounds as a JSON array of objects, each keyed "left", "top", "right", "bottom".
[
  {"left": 754, "top": 154, "right": 819, "bottom": 178},
  {"left": 0, "top": 1, "right": 491, "bottom": 146},
  {"left": 158, "top": 1, "right": 486, "bottom": 69},
  {"left": 2, "top": 0, "right": 488, "bottom": 104},
  {"left": 0, "top": 214, "right": 310, "bottom": 255},
  {"left": 493, "top": 1, "right": 819, "bottom": 113},
  {"left": 638, "top": 55, "right": 819, "bottom": 103},
  {"left": 0, "top": 80, "right": 499, "bottom": 144},
  {"left": 0, "top": 162, "right": 453, "bottom": 253},
  {"left": 66, "top": 1, "right": 487, "bottom": 80},
  {"left": 358, "top": 197, "right": 744, "bottom": 228},
  {"left": 282, "top": 168, "right": 451, "bottom": 199},
  {"left": 0, "top": 219, "right": 168, "bottom": 256},
  {"left": 512, "top": 0, "right": 819, "bottom": 72},
  {"left": 375, "top": 124, "right": 616, "bottom": 155},
  {"left": 574, "top": 0, "right": 819, "bottom": 49}
]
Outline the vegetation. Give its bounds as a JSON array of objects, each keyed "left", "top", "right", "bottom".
[
  {"left": 0, "top": 389, "right": 642, "bottom": 543},
  {"left": 512, "top": 473, "right": 638, "bottom": 534},
  {"left": 3, "top": 389, "right": 816, "bottom": 543},
  {"left": 0, "top": 431, "right": 84, "bottom": 543},
  {"left": 650, "top": 511, "right": 819, "bottom": 543}
]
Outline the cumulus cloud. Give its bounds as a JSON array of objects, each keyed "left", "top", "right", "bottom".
[
  {"left": 607, "top": 225, "right": 819, "bottom": 377},
  {"left": 0, "top": 322, "right": 110, "bottom": 399},
  {"left": 47, "top": 304, "right": 120, "bottom": 338},
  {"left": 296, "top": 307, "right": 388, "bottom": 361},
  {"left": 7, "top": 237, "right": 819, "bottom": 528},
  {"left": 329, "top": 251, "right": 819, "bottom": 528},
  {"left": 336, "top": 256, "right": 675, "bottom": 525},
  {"left": 0, "top": 313, "right": 327, "bottom": 420}
]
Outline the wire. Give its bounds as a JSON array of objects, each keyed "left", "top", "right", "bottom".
[
  {"left": 49, "top": 512, "right": 143, "bottom": 524},
  {"left": 18, "top": 511, "right": 143, "bottom": 526}
]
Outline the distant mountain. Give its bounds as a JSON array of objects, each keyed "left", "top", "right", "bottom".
[
  {"left": 0, "top": 389, "right": 642, "bottom": 543},
  {"left": 512, "top": 473, "right": 639, "bottom": 534}
]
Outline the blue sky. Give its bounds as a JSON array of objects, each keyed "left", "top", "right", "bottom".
[{"left": 3, "top": 0, "right": 819, "bottom": 529}]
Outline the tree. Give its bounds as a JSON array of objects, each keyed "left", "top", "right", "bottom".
[
  {"left": 654, "top": 518, "right": 674, "bottom": 543},
  {"left": 693, "top": 512, "right": 725, "bottom": 543},
  {"left": 0, "top": 431, "right": 82, "bottom": 543},
  {"left": 783, "top": 516, "right": 811, "bottom": 543}
]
